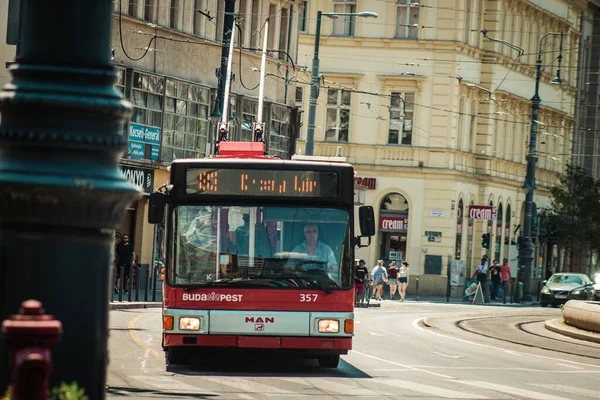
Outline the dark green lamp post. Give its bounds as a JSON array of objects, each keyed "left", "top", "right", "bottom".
[
  {"left": 520, "top": 32, "right": 564, "bottom": 301},
  {"left": 0, "top": 0, "right": 140, "bottom": 398}
]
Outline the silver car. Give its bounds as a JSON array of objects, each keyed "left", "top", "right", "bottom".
[{"left": 540, "top": 273, "right": 595, "bottom": 307}]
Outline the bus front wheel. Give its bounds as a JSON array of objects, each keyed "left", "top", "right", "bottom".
[
  {"left": 166, "top": 346, "right": 187, "bottom": 365},
  {"left": 318, "top": 355, "right": 340, "bottom": 368}
]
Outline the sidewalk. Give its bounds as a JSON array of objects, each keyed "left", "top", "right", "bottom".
[{"left": 375, "top": 294, "right": 539, "bottom": 307}]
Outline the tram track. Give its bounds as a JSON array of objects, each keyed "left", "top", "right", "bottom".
[{"left": 455, "top": 315, "right": 600, "bottom": 360}]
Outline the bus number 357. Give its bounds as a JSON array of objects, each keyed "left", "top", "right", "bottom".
[{"left": 300, "top": 294, "right": 318, "bottom": 302}]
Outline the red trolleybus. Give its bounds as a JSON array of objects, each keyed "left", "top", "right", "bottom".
[{"left": 148, "top": 151, "right": 375, "bottom": 368}]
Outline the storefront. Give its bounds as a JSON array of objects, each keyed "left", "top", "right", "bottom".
[{"left": 378, "top": 193, "right": 409, "bottom": 265}]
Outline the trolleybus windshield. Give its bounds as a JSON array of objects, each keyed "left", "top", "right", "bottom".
[{"left": 171, "top": 205, "right": 351, "bottom": 290}]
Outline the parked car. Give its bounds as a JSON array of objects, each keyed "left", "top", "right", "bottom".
[
  {"left": 593, "top": 273, "right": 600, "bottom": 302},
  {"left": 540, "top": 273, "right": 595, "bottom": 307}
]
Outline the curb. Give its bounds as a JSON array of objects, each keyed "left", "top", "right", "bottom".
[
  {"left": 545, "top": 318, "right": 600, "bottom": 344},
  {"left": 109, "top": 302, "right": 162, "bottom": 310}
]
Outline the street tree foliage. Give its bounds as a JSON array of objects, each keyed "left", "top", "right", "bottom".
[{"left": 549, "top": 163, "right": 600, "bottom": 255}]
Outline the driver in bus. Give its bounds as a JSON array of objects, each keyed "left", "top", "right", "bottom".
[{"left": 291, "top": 223, "right": 338, "bottom": 278}]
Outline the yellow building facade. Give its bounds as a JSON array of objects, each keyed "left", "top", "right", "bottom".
[{"left": 296, "top": 0, "right": 585, "bottom": 295}]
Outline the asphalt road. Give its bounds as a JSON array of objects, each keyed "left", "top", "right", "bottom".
[{"left": 107, "top": 301, "right": 600, "bottom": 399}]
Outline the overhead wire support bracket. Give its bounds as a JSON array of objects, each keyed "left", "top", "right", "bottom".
[{"left": 481, "top": 29, "right": 524, "bottom": 58}]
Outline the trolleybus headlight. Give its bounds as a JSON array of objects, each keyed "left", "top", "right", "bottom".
[
  {"left": 318, "top": 319, "right": 339, "bottom": 333},
  {"left": 163, "top": 315, "right": 174, "bottom": 330},
  {"left": 179, "top": 317, "right": 201, "bottom": 331}
]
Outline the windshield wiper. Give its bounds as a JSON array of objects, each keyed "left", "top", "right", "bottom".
[{"left": 201, "top": 279, "right": 277, "bottom": 288}]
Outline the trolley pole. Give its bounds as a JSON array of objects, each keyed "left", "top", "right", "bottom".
[{"left": 0, "top": 0, "right": 140, "bottom": 398}]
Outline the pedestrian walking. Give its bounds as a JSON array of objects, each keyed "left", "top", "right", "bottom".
[
  {"left": 387, "top": 261, "right": 399, "bottom": 299},
  {"left": 472, "top": 255, "right": 489, "bottom": 301},
  {"left": 115, "top": 233, "right": 135, "bottom": 293},
  {"left": 398, "top": 261, "right": 410, "bottom": 301},
  {"left": 500, "top": 258, "right": 511, "bottom": 301},
  {"left": 371, "top": 260, "right": 387, "bottom": 301},
  {"left": 355, "top": 259, "right": 369, "bottom": 307},
  {"left": 489, "top": 259, "right": 501, "bottom": 301}
]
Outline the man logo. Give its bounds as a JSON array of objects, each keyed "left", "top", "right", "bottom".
[
  {"left": 245, "top": 317, "right": 275, "bottom": 323},
  {"left": 254, "top": 324, "right": 265, "bottom": 331}
]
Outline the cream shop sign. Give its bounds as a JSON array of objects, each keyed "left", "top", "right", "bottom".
[
  {"left": 120, "top": 165, "right": 155, "bottom": 194},
  {"left": 468, "top": 205, "right": 497, "bottom": 220}
]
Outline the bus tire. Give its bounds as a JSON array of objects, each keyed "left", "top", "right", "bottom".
[
  {"left": 318, "top": 355, "right": 340, "bottom": 368},
  {"left": 166, "top": 346, "right": 187, "bottom": 365}
]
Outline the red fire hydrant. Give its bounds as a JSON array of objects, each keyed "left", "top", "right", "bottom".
[{"left": 1, "top": 300, "right": 63, "bottom": 400}]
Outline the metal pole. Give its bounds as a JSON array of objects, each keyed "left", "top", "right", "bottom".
[
  {"left": 305, "top": 11, "right": 323, "bottom": 156},
  {"left": 252, "top": 18, "right": 269, "bottom": 142},
  {"left": 221, "top": 19, "right": 236, "bottom": 128},
  {"left": 519, "top": 52, "right": 542, "bottom": 302},
  {"left": 257, "top": 18, "right": 269, "bottom": 124},
  {"left": 415, "top": 277, "right": 419, "bottom": 301},
  {"left": 0, "top": 1, "right": 140, "bottom": 396},
  {"left": 212, "top": 0, "right": 236, "bottom": 152}
]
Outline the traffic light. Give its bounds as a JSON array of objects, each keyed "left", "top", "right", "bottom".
[{"left": 481, "top": 233, "right": 490, "bottom": 249}]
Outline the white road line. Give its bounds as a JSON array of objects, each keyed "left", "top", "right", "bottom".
[
  {"left": 279, "top": 377, "right": 378, "bottom": 397},
  {"left": 368, "top": 332, "right": 387, "bottom": 336},
  {"left": 412, "top": 318, "right": 600, "bottom": 369},
  {"left": 529, "top": 383, "right": 600, "bottom": 399},
  {"left": 351, "top": 350, "right": 455, "bottom": 379},
  {"left": 557, "top": 363, "right": 583, "bottom": 369},
  {"left": 130, "top": 375, "right": 214, "bottom": 394},
  {"left": 432, "top": 351, "right": 464, "bottom": 359},
  {"left": 373, "top": 378, "right": 487, "bottom": 399},
  {"left": 237, "top": 394, "right": 255, "bottom": 400},
  {"left": 201, "top": 376, "right": 294, "bottom": 395},
  {"left": 455, "top": 380, "right": 572, "bottom": 400}
]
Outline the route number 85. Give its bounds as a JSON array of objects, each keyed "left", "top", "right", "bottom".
[{"left": 300, "top": 294, "right": 318, "bottom": 302}]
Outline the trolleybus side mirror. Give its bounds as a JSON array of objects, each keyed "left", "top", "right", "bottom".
[
  {"left": 148, "top": 192, "right": 166, "bottom": 224},
  {"left": 356, "top": 206, "right": 375, "bottom": 248},
  {"left": 359, "top": 206, "right": 375, "bottom": 236}
]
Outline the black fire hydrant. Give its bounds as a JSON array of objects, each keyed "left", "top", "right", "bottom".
[{"left": 2, "top": 300, "right": 63, "bottom": 400}]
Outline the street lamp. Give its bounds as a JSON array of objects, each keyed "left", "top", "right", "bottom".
[
  {"left": 305, "top": 10, "right": 378, "bottom": 156},
  {"left": 520, "top": 31, "right": 564, "bottom": 301}
]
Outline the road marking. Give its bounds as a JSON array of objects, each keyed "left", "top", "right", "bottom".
[
  {"left": 455, "top": 380, "right": 571, "bottom": 400},
  {"left": 281, "top": 377, "right": 378, "bottom": 397},
  {"left": 352, "top": 350, "right": 455, "bottom": 379},
  {"left": 128, "top": 314, "right": 163, "bottom": 360},
  {"left": 529, "top": 383, "right": 600, "bottom": 399},
  {"left": 413, "top": 318, "right": 600, "bottom": 370},
  {"left": 368, "top": 332, "right": 387, "bottom": 336},
  {"left": 131, "top": 375, "right": 214, "bottom": 393},
  {"left": 557, "top": 363, "right": 583, "bottom": 369},
  {"left": 373, "top": 378, "right": 486, "bottom": 399},
  {"left": 432, "top": 351, "right": 464, "bottom": 359},
  {"left": 201, "top": 376, "right": 294, "bottom": 395}
]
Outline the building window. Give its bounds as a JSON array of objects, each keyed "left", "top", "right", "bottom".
[
  {"left": 161, "top": 80, "right": 210, "bottom": 162},
  {"left": 457, "top": 98, "right": 464, "bottom": 150},
  {"left": 278, "top": 7, "right": 290, "bottom": 61},
  {"left": 299, "top": 1, "right": 308, "bottom": 32},
  {"left": 129, "top": 72, "right": 164, "bottom": 161},
  {"left": 332, "top": 1, "right": 356, "bottom": 36},
  {"left": 170, "top": 0, "right": 183, "bottom": 30},
  {"left": 241, "top": 98, "right": 258, "bottom": 142},
  {"left": 115, "top": 67, "right": 127, "bottom": 95},
  {"left": 144, "top": 0, "right": 158, "bottom": 23},
  {"left": 295, "top": 87, "right": 304, "bottom": 105},
  {"left": 269, "top": 105, "right": 291, "bottom": 159},
  {"left": 396, "top": 0, "right": 419, "bottom": 39},
  {"left": 325, "top": 89, "right": 351, "bottom": 142},
  {"left": 468, "top": 100, "right": 476, "bottom": 153},
  {"left": 387, "top": 92, "right": 414, "bottom": 145},
  {"left": 193, "top": 0, "right": 207, "bottom": 37}
]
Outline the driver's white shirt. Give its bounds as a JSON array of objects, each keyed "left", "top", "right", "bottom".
[{"left": 292, "top": 241, "right": 337, "bottom": 266}]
